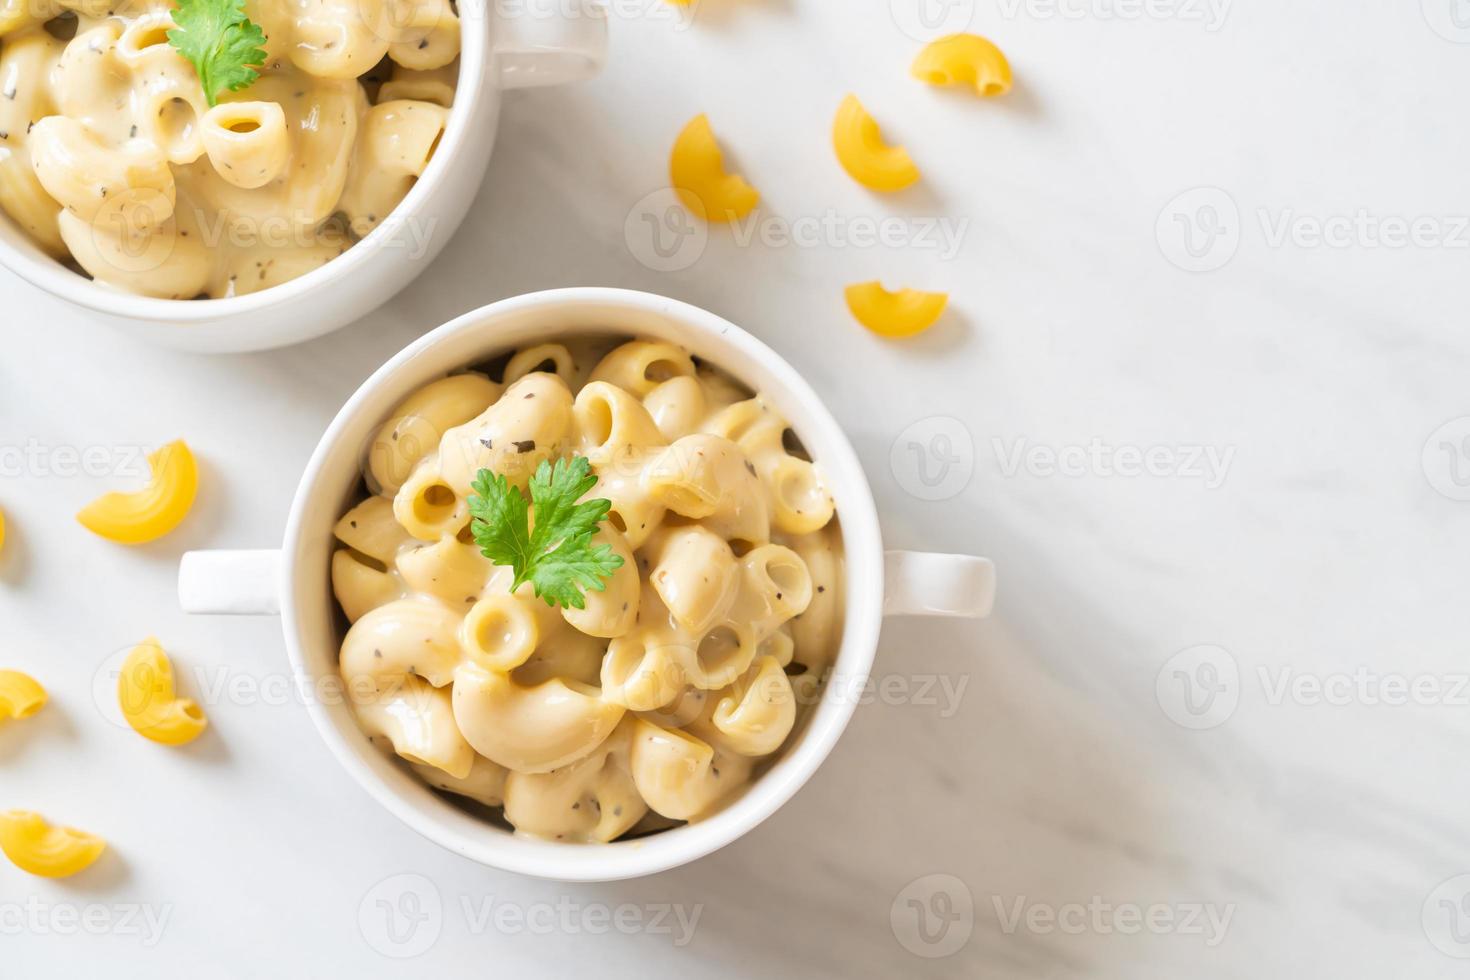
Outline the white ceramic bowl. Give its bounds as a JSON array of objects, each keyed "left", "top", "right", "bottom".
[
  {"left": 178, "top": 288, "right": 997, "bottom": 880},
  {"left": 0, "top": 0, "right": 606, "bottom": 354}
]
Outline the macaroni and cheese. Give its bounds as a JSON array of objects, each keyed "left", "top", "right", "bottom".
[
  {"left": 0, "top": 0, "right": 458, "bottom": 297},
  {"left": 331, "top": 337, "right": 846, "bottom": 843}
]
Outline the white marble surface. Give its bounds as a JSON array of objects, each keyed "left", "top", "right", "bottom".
[{"left": 5, "top": 0, "right": 1470, "bottom": 976}]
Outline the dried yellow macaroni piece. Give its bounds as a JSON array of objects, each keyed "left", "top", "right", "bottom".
[
  {"left": 118, "top": 638, "right": 208, "bottom": 746},
  {"left": 0, "top": 670, "right": 46, "bottom": 720},
  {"left": 832, "top": 94, "right": 920, "bottom": 193},
  {"left": 845, "top": 282, "right": 949, "bottom": 338},
  {"left": 77, "top": 440, "right": 198, "bottom": 545},
  {"left": 670, "top": 114, "right": 760, "bottom": 223},
  {"left": 0, "top": 811, "right": 106, "bottom": 878},
  {"left": 911, "top": 33, "right": 1013, "bottom": 97},
  {"left": 0, "top": 504, "right": 6, "bottom": 554}
]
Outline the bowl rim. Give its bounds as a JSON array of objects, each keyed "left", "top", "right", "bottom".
[
  {"left": 280, "top": 287, "right": 888, "bottom": 881},
  {"left": 0, "top": 4, "right": 492, "bottom": 322}
]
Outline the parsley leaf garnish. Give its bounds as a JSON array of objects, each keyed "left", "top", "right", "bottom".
[
  {"left": 468, "top": 456, "right": 625, "bottom": 610},
  {"left": 167, "top": 0, "right": 268, "bottom": 108}
]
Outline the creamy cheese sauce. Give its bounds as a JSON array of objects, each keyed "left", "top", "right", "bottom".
[
  {"left": 331, "top": 337, "right": 847, "bottom": 843},
  {"left": 0, "top": 0, "right": 457, "bottom": 297}
]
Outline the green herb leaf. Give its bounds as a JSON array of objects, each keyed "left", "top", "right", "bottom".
[
  {"left": 467, "top": 468, "right": 532, "bottom": 571},
  {"left": 520, "top": 529, "right": 625, "bottom": 610},
  {"left": 167, "top": 0, "right": 267, "bottom": 108},
  {"left": 468, "top": 456, "right": 624, "bottom": 610}
]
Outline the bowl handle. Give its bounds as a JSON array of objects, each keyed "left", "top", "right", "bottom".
[
  {"left": 883, "top": 551, "right": 996, "bottom": 618},
  {"left": 493, "top": 0, "right": 608, "bottom": 90},
  {"left": 179, "top": 550, "right": 282, "bottom": 616},
  {"left": 177, "top": 548, "right": 995, "bottom": 618}
]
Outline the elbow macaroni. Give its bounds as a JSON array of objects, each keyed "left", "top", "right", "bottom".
[
  {"left": 0, "top": 0, "right": 460, "bottom": 298},
  {"left": 832, "top": 94, "right": 921, "bottom": 193},
  {"left": 844, "top": 281, "right": 949, "bottom": 338},
  {"left": 0, "top": 810, "right": 106, "bottom": 878},
  {"left": 0, "top": 29, "right": 66, "bottom": 256},
  {"left": 76, "top": 439, "right": 198, "bottom": 544},
  {"left": 911, "top": 33, "right": 1013, "bottom": 97},
  {"left": 669, "top": 113, "right": 759, "bottom": 224},
  {"left": 118, "top": 638, "right": 208, "bottom": 745},
  {"left": 331, "top": 336, "right": 846, "bottom": 842},
  {"left": 354, "top": 674, "right": 474, "bottom": 778},
  {"left": 0, "top": 669, "right": 46, "bottom": 720}
]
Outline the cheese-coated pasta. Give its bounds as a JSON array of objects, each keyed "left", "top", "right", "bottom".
[
  {"left": 628, "top": 720, "right": 752, "bottom": 821},
  {"left": 784, "top": 524, "right": 844, "bottom": 678},
  {"left": 338, "top": 99, "right": 449, "bottom": 236},
  {"left": 335, "top": 495, "right": 412, "bottom": 564},
  {"left": 0, "top": 0, "right": 59, "bottom": 34},
  {"left": 450, "top": 661, "right": 624, "bottom": 774},
  {"left": 559, "top": 527, "right": 640, "bottom": 638},
  {"left": 573, "top": 380, "right": 667, "bottom": 464},
  {"left": 331, "top": 337, "right": 846, "bottom": 842},
  {"left": 0, "top": 0, "right": 462, "bottom": 297},
  {"left": 200, "top": 103, "right": 289, "bottom": 190},
  {"left": 0, "top": 29, "right": 65, "bottom": 255},
  {"left": 354, "top": 675, "right": 473, "bottom": 778},
  {"left": 412, "top": 753, "right": 508, "bottom": 808},
  {"left": 438, "top": 373, "right": 575, "bottom": 494},
  {"left": 341, "top": 595, "right": 463, "bottom": 691},
  {"left": 368, "top": 373, "right": 501, "bottom": 497},
  {"left": 585, "top": 450, "right": 667, "bottom": 550},
  {"left": 460, "top": 593, "right": 540, "bottom": 672},
  {"left": 686, "top": 654, "right": 795, "bottom": 757},
  {"left": 645, "top": 434, "right": 770, "bottom": 544},
  {"left": 394, "top": 457, "right": 470, "bottom": 541},
  {"left": 378, "top": 62, "right": 458, "bottom": 107},
  {"left": 395, "top": 537, "right": 491, "bottom": 604},
  {"left": 502, "top": 718, "right": 646, "bottom": 842},
  {"left": 645, "top": 525, "right": 739, "bottom": 636},
  {"left": 589, "top": 340, "right": 696, "bottom": 397},
  {"left": 332, "top": 548, "right": 404, "bottom": 623},
  {"left": 643, "top": 376, "right": 706, "bottom": 443},
  {"left": 504, "top": 343, "right": 576, "bottom": 387}
]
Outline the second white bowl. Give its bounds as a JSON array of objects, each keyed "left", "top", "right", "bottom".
[{"left": 0, "top": 1, "right": 606, "bottom": 353}]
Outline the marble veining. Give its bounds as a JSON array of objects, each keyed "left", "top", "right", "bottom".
[{"left": 2, "top": 1, "right": 1469, "bottom": 976}]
